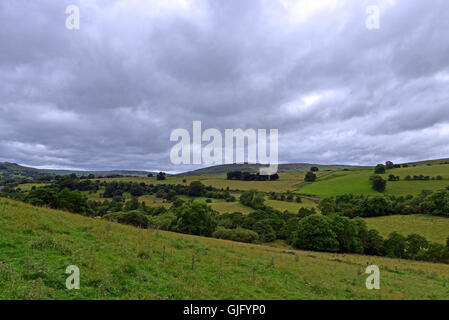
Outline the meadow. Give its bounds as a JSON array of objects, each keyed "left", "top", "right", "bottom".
[
  {"left": 364, "top": 215, "right": 449, "bottom": 245},
  {"left": 2, "top": 198, "right": 449, "bottom": 300},
  {"left": 298, "top": 165, "right": 449, "bottom": 197}
]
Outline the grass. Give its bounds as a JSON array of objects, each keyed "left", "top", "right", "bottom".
[
  {"left": 364, "top": 215, "right": 449, "bottom": 244},
  {"left": 93, "top": 172, "right": 324, "bottom": 193},
  {"left": 2, "top": 198, "right": 449, "bottom": 300},
  {"left": 298, "top": 165, "right": 449, "bottom": 197}
]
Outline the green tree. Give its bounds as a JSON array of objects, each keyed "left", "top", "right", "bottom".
[
  {"left": 363, "top": 229, "right": 385, "bottom": 256},
  {"left": 384, "top": 232, "right": 406, "bottom": 258},
  {"left": 405, "top": 234, "right": 428, "bottom": 258},
  {"left": 171, "top": 203, "right": 217, "bottom": 237},
  {"left": 331, "top": 215, "right": 364, "bottom": 253},
  {"left": 385, "top": 161, "right": 395, "bottom": 169},
  {"left": 239, "top": 190, "right": 265, "bottom": 209},
  {"left": 156, "top": 172, "right": 166, "bottom": 180},
  {"left": 252, "top": 220, "right": 276, "bottom": 242},
  {"left": 292, "top": 215, "right": 339, "bottom": 252},
  {"left": 370, "top": 175, "right": 387, "bottom": 192},
  {"left": 305, "top": 172, "right": 317, "bottom": 182},
  {"left": 374, "top": 164, "right": 386, "bottom": 174},
  {"left": 188, "top": 181, "right": 205, "bottom": 197}
]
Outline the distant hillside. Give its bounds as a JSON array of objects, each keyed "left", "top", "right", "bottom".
[
  {"left": 176, "top": 163, "right": 367, "bottom": 176},
  {"left": 403, "top": 158, "right": 449, "bottom": 167},
  {"left": 0, "top": 162, "right": 153, "bottom": 178},
  {"left": 0, "top": 162, "right": 52, "bottom": 178},
  {"left": 44, "top": 169, "right": 154, "bottom": 177}
]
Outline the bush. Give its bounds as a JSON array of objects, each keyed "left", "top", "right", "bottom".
[
  {"left": 212, "top": 227, "right": 259, "bottom": 243},
  {"left": 148, "top": 212, "right": 176, "bottom": 230},
  {"left": 104, "top": 210, "right": 150, "bottom": 228}
]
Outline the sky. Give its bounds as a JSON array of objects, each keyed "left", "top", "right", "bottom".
[{"left": 0, "top": 0, "right": 449, "bottom": 173}]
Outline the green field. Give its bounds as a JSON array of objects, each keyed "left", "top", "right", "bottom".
[
  {"left": 95, "top": 171, "right": 324, "bottom": 193},
  {"left": 298, "top": 165, "right": 449, "bottom": 197},
  {"left": 2, "top": 198, "right": 449, "bottom": 300},
  {"left": 364, "top": 215, "right": 449, "bottom": 245}
]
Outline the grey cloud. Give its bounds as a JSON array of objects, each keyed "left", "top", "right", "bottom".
[{"left": 1, "top": 0, "right": 449, "bottom": 171}]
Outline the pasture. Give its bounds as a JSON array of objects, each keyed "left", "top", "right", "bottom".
[
  {"left": 364, "top": 215, "right": 449, "bottom": 245},
  {"left": 2, "top": 198, "right": 449, "bottom": 300}
]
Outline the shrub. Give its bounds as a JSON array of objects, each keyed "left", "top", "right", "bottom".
[
  {"left": 149, "top": 212, "right": 176, "bottom": 230},
  {"left": 104, "top": 210, "right": 150, "bottom": 228},
  {"left": 212, "top": 227, "right": 259, "bottom": 243}
]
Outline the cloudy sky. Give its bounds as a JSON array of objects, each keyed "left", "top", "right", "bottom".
[{"left": 0, "top": 0, "right": 449, "bottom": 172}]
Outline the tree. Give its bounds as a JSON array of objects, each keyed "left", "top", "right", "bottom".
[
  {"left": 310, "top": 167, "right": 319, "bottom": 172},
  {"left": 331, "top": 215, "right": 364, "bottom": 253},
  {"left": 124, "top": 196, "right": 140, "bottom": 211},
  {"left": 384, "top": 232, "right": 406, "bottom": 258},
  {"left": 147, "top": 173, "right": 153, "bottom": 177},
  {"left": 156, "top": 172, "right": 166, "bottom": 180},
  {"left": 305, "top": 172, "right": 317, "bottom": 182},
  {"left": 188, "top": 181, "right": 205, "bottom": 197},
  {"left": 363, "top": 229, "right": 385, "bottom": 256},
  {"left": 405, "top": 234, "right": 428, "bottom": 258},
  {"left": 370, "top": 175, "right": 386, "bottom": 192},
  {"left": 292, "top": 215, "right": 339, "bottom": 252},
  {"left": 385, "top": 161, "right": 395, "bottom": 170},
  {"left": 374, "top": 164, "right": 386, "bottom": 174},
  {"left": 171, "top": 203, "right": 217, "bottom": 237},
  {"left": 239, "top": 190, "right": 265, "bottom": 209},
  {"left": 252, "top": 220, "right": 276, "bottom": 242}
]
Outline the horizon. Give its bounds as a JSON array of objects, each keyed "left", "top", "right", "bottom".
[{"left": 2, "top": 156, "right": 447, "bottom": 175}]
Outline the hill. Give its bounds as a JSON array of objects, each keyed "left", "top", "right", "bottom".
[
  {"left": 1, "top": 198, "right": 449, "bottom": 300},
  {"left": 0, "top": 162, "right": 52, "bottom": 178},
  {"left": 0, "top": 162, "right": 154, "bottom": 178},
  {"left": 45, "top": 169, "right": 154, "bottom": 178},
  {"left": 177, "top": 163, "right": 365, "bottom": 176},
  {"left": 298, "top": 164, "right": 449, "bottom": 197}
]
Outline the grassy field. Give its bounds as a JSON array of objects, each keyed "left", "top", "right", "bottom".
[
  {"left": 298, "top": 165, "right": 449, "bottom": 197},
  {"left": 364, "top": 215, "right": 449, "bottom": 245},
  {"left": 2, "top": 198, "right": 449, "bottom": 300},
  {"left": 93, "top": 171, "right": 327, "bottom": 193}
]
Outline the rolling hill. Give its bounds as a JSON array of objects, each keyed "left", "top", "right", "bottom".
[
  {"left": 0, "top": 162, "right": 153, "bottom": 178},
  {"left": 176, "top": 163, "right": 366, "bottom": 176},
  {"left": 1, "top": 198, "right": 449, "bottom": 300}
]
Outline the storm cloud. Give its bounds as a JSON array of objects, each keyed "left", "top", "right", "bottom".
[{"left": 0, "top": 0, "right": 449, "bottom": 172}]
